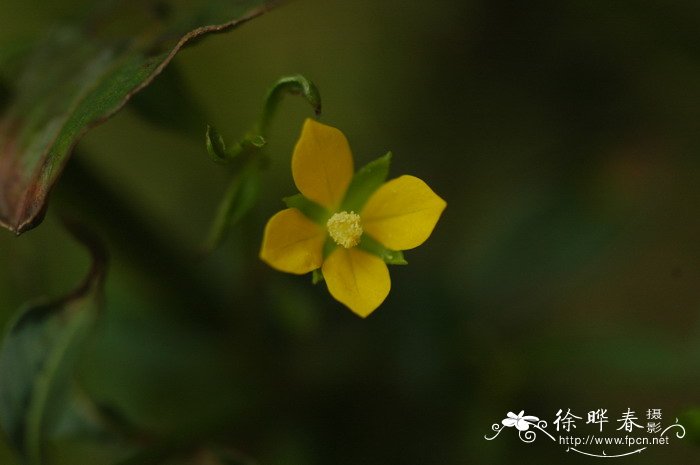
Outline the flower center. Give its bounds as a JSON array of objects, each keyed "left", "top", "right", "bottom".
[{"left": 326, "top": 211, "right": 363, "bottom": 248}]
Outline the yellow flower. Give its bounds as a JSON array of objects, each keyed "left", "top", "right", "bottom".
[{"left": 260, "top": 119, "right": 446, "bottom": 317}]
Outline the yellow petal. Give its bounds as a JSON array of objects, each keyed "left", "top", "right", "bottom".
[
  {"left": 361, "top": 175, "right": 446, "bottom": 250},
  {"left": 292, "top": 118, "right": 354, "bottom": 209},
  {"left": 260, "top": 208, "right": 326, "bottom": 274},
  {"left": 322, "top": 247, "right": 390, "bottom": 318}
]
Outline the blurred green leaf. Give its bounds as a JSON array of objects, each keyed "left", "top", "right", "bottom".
[
  {"left": 0, "top": 222, "right": 107, "bottom": 465},
  {"left": 204, "top": 165, "right": 261, "bottom": 252},
  {"left": 0, "top": 0, "right": 280, "bottom": 235},
  {"left": 45, "top": 388, "right": 141, "bottom": 465},
  {"left": 341, "top": 152, "right": 392, "bottom": 213}
]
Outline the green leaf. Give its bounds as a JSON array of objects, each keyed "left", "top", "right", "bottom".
[
  {"left": 204, "top": 165, "right": 262, "bottom": 252},
  {"left": 341, "top": 152, "right": 392, "bottom": 212},
  {"left": 0, "top": 221, "right": 107, "bottom": 465},
  {"left": 322, "top": 238, "right": 337, "bottom": 259},
  {"left": 283, "top": 194, "right": 330, "bottom": 225},
  {"left": 358, "top": 234, "right": 407, "bottom": 265},
  {"left": 43, "top": 389, "right": 140, "bottom": 465},
  {"left": 0, "top": 0, "right": 280, "bottom": 235}
]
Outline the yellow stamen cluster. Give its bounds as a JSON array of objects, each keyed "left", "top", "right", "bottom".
[{"left": 326, "top": 211, "right": 363, "bottom": 248}]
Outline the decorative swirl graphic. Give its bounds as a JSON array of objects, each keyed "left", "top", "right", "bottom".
[
  {"left": 485, "top": 412, "right": 555, "bottom": 442},
  {"left": 484, "top": 423, "right": 504, "bottom": 440},
  {"left": 519, "top": 429, "right": 536, "bottom": 443},
  {"left": 485, "top": 409, "right": 686, "bottom": 458},
  {"left": 532, "top": 420, "right": 556, "bottom": 442},
  {"left": 660, "top": 419, "right": 686, "bottom": 439},
  {"left": 567, "top": 447, "right": 646, "bottom": 458}
]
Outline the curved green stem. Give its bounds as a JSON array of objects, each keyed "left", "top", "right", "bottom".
[{"left": 202, "top": 74, "right": 322, "bottom": 251}]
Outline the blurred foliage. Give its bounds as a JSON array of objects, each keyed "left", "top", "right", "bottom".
[
  {"left": 1, "top": 0, "right": 700, "bottom": 464},
  {"left": 0, "top": 0, "right": 276, "bottom": 234},
  {"left": 0, "top": 222, "right": 109, "bottom": 465}
]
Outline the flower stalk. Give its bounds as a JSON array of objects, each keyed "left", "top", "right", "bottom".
[{"left": 203, "top": 75, "right": 322, "bottom": 252}]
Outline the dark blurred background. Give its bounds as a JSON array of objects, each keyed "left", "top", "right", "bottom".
[{"left": 1, "top": 0, "right": 700, "bottom": 464}]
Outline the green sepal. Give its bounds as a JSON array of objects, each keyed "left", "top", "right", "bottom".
[
  {"left": 358, "top": 234, "right": 407, "bottom": 265},
  {"left": 341, "top": 152, "right": 392, "bottom": 212},
  {"left": 283, "top": 194, "right": 330, "bottom": 224},
  {"left": 311, "top": 269, "right": 325, "bottom": 284},
  {"left": 322, "top": 238, "right": 337, "bottom": 259}
]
